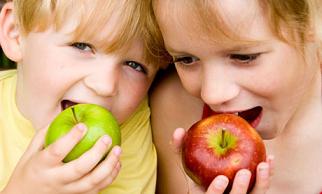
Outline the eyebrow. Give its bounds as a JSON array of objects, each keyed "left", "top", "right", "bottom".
[
  {"left": 225, "top": 42, "right": 268, "bottom": 52},
  {"left": 166, "top": 40, "right": 269, "bottom": 55},
  {"left": 165, "top": 45, "right": 191, "bottom": 56}
]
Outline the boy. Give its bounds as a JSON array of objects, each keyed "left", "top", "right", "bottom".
[{"left": 0, "top": 0, "right": 169, "bottom": 193}]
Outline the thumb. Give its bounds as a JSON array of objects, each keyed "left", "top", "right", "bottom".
[
  {"left": 171, "top": 128, "right": 186, "bottom": 154},
  {"left": 20, "top": 126, "right": 48, "bottom": 162}
]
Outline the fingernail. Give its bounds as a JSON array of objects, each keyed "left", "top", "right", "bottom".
[
  {"left": 76, "top": 123, "right": 87, "bottom": 134},
  {"left": 113, "top": 146, "right": 122, "bottom": 156},
  {"left": 214, "top": 176, "right": 228, "bottom": 189},
  {"left": 237, "top": 170, "right": 251, "bottom": 184},
  {"left": 259, "top": 164, "right": 269, "bottom": 178},
  {"left": 101, "top": 135, "right": 111, "bottom": 145}
]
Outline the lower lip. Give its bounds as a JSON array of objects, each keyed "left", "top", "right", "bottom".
[{"left": 250, "top": 111, "right": 262, "bottom": 128}]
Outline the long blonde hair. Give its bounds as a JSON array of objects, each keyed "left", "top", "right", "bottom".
[{"left": 154, "top": 0, "right": 322, "bottom": 61}]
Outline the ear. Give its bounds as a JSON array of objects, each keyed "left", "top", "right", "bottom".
[{"left": 0, "top": 2, "right": 22, "bottom": 62}]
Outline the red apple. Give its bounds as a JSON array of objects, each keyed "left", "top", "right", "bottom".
[{"left": 182, "top": 114, "right": 266, "bottom": 193}]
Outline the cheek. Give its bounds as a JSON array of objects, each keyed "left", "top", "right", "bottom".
[
  {"left": 116, "top": 78, "right": 151, "bottom": 123},
  {"left": 245, "top": 46, "right": 306, "bottom": 98},
  {"left": 176, "top": 69, "right": 201, "bottom": 97}
]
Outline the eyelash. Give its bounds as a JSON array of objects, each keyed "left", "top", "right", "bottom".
[
  {"left": 173, "top": 53, "right": 260, "bottom": 68},
  {"left": 69, "top": 43, "right": 147, "bottom": 73},
  {"left": 126, "top": 61, "right": 147, "bottom": 74},
  {"left": 70, "top": 42, "right": 95, "bottom": 53},
  {"left": 229, "top": 53, "right": 260, "bottom": 64},
  {"left": 173, "top": 56, "right": 199, "bottom": 66}
]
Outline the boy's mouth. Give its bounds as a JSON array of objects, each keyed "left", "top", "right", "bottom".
[{"left": 61, "top": 100, "right": 79, "bottom": 111}]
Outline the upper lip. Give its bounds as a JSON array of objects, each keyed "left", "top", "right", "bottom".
[
  {"left": 211, "top": 106, "right": 263, "bottom": 123},
  {"left": 61, "top": 100, "right": 82, "bottom": 110},
  {"left": 211, "top": 106, "right": 259, "bottom": 115},
  {"left": 212, "top": 110, "right": 247, "bottom": 115}
]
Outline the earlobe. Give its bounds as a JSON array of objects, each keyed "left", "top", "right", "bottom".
[{"left": 0, "top": 2, "right": 22, "bottom": 62}]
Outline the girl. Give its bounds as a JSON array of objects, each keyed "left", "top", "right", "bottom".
[{"left": 151, "top": 0, "right": 322, "bottom": 193}]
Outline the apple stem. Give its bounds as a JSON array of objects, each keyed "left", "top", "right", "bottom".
[
  {"left": 71, "top": 107, "right": 79, "bottom": 123},
  {"left": 220, "top": 129, "right": 227, "bottom": 148}
]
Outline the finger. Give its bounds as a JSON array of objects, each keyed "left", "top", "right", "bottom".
[
  {"left": 250, "top": 162, "right": 270, "bottom": 194},
  {"left": 20, "top": 127, "right": 48, "bottom": 162},
  {"left": 59, "top": 135, "right": 113, "bottom": 182},
  {"left": 229, "top": 169, "right": 251, "bottom": 194},
  {"left": 267, "top": 155, "right": 275, "bottom": 176},
  {"left": 40, "top": 123, "right": 87, "bottom": 165},
  {"left": 63, "top": 146, "right": 121, "bottom": 193},
  {"left": 96, "top": 160, "right": 122, "bottom": 190},
  {"left": 206, "top": 175, "right": 229, "bottom": 194},
  {"left": 171, "top": 128, "right": 186, "bottom": 153}
]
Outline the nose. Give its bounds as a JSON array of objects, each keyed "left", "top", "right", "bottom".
[
  {"left": 83, "top": 64, "right": 118, "bottom": 97},
  {"left": 200, "top": 64, "right": 239, "bottom": 106}
]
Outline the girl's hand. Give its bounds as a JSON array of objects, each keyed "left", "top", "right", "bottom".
[
  {"left": 2, "top": 124, "right": 122, "bottom": 194},
  {"left": 172, "top": 128, "right": 274, "bottom": 194}
]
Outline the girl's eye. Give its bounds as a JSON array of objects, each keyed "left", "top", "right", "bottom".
[
  {"left": 126, "top": 61, "right": 146, "bottom": 74},
  {"left": 229, "top": 53, "right": 260, "bottom": 64},
  {"left": 71, "top": 42, "right": 94, "bottom": 53},
  {"left": 173, "top": 56, "right": 199, "bottom": 66}
]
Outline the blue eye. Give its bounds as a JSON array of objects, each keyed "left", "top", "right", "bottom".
[
  {"left": 71, "top": 42, "right": 94, "bottom": 53},
  {"left": 126, "top": 61, "right": 146, "bottom": 74},
  {"left": 230, "top": 53, "right": 260, "bottom": 64},
  {"left": 173, "top": 56, "right": 199, "bottom": 66}
]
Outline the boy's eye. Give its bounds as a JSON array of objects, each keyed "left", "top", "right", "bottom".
[
  {"left": 229, "top": 53, "right": 260, "bottom": 64},
  {"left": 173, "top": 56, "right": 199, "bottom": 66},
  {"left": 126, "top": 61, "right": 146, "bottom": 74},
  {"left": 71, "top": 42, "right": 94, "bottom": 53}
]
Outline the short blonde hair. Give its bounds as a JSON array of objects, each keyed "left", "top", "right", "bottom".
[{"left": 12, "top": 0, "right": 170, "bottom": 68}]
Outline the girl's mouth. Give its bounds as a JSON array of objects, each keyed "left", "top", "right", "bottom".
[
  {"left": 61, "top": 100, "right": 79, "bottom": 111},
  {"left": 203, "top": 105, "right": 263, "bottom": 128},
  {"left": 237, "top": 106, "right": 263, "bottom": 128}
]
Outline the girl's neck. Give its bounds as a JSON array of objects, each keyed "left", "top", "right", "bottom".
[
  {"left": 273, "top": 71, "right": 321, "bottom": 145},
  {"left": 265, "top": 78, "right": 322, "bottom": 193}
]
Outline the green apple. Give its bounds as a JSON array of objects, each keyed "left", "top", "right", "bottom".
[{"left": 45, "top": 103, "right": 121, "bottom": 163}]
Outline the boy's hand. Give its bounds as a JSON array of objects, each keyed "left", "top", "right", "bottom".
[
  {"left": 2, "top": 124, "right": 122, "bottom": 194},
  {"left": 172, "top": 128, "right": 274, "bottom": 194}
]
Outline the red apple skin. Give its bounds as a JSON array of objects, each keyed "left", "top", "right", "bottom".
[{"left": 182, "top": 114, "right": 266, "bottom": 193}]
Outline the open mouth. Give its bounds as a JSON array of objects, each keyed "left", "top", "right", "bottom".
[
  {"left": 204, "top": 105, "right": 263, "bottom": 128},
  {"left": 61, "top": 100, "right": 79, "bottom": 111},
  {"left": 237, "top": 106, "right": 262, "bottom": 128}
]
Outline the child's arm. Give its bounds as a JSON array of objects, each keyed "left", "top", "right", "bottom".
[
  {"left": 1, "top": 124, "right": 121, "bottom": 194},
  {"left": 173, "top": 128, "right": 274, "bottom": 194}
]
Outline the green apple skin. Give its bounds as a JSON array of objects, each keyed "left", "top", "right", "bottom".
[{"left": 45, "top": 104, "right": 121, "bottom": 163}]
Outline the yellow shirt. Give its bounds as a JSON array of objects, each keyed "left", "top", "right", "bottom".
[{"left": 0, "top": 70, "right": 157, "bottom": 194}]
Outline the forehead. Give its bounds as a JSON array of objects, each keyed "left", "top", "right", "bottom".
[
  {"left": 154, "top": 0, "right": 275, "bottom": 51},
  {"left": 49, "top": 0, "right": 141, "bottom": 54}
]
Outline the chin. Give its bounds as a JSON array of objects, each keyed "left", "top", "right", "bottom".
[{"left": 256, "top": 125, "right": 280, "bottom": 140}]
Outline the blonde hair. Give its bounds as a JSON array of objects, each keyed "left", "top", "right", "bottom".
[
  {"left": 153, "top": 0, "right": 322, "bottom": 62},
  {"left": 12, "top": 0, "right": 170, "bottom": 68}
]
